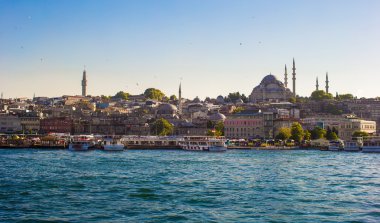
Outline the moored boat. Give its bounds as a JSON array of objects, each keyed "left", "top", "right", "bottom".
[
  {"left": 103, "top": 136, "right": 124, "bottom": 151},
  {"left": 328, "top": 140, "right": 344, "bottom": 151},
  {"left": 181, "top": 136, "right": 227, "bottom": 152},
  {"left": 362, "top": 137, "right": 380, "bottom": 153},
  {"left": 344, "top": 137, "right": 363, "bottom": 152},
  {"left": 68, "top": 135, "right": 95, "bottom": 151}
]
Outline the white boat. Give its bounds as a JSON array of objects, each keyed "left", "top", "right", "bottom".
[
  {"left": 344, "top": 138, "right": 363, "bottom": 152},
  {"left": 328, "top": 140, "right": 344, "bottom": 151},
  {"left": 181, "top": 136, "right": 227, "bottom": 152},
  {"left": 103, "top": 137, "right": 124, "bottom": 151},
  {"left": 362, "top": 137, "right": 380, "bottom": 153},
  {"left": 68, "top": 135, "right": 95, "bottom": 151}
]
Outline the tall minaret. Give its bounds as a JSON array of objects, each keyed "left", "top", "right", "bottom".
[
  {"left": 82, "top": 69, "right": 87, "bottom": 96},
  {"left": 292, "top": 58, "right": 296, "bottom": 98},
  {"left": 178, "top": 82, "right": 182, "bottom": 115},
  {"left": 325, "top": 72, "right": 329, "bottom": 94},
  {"left": 316, "top": 77, "right": 319, "bottom": 91},
  {"left": 284, "top": 64, "right": 288, "bottom": 88}
]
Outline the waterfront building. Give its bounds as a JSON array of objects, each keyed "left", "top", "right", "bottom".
[
  {"left": 0, "top": 115, "right": 22, "bottom": 133},
  {"left": 19, "top": 115, "right": 41, "bottom": 133},
  {"left": 301, "top": 115, "right": 376, "bottom": 140},
  {"left": 40, "top": 117, "right": 73, "bottom": 134},
  {"left": 249, "top": 74, "right": 293, "bottom": 103},
  {"left": 224, "top": 110, "right": 264, "bottom": 139}
]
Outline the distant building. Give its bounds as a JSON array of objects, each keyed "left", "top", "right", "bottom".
[
  {"left": 0, "top": 115, "right": 22, "bottom": 133},
  {"left": 40, "top": 117, "right": 73, "bottom": 134},
  {"left": 224, "top": 111, "right": 264, "bottom": 139}
]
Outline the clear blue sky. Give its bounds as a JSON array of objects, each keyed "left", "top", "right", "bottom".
[{"left": 1, "top": 0, "right": 380, "bottom": 99}]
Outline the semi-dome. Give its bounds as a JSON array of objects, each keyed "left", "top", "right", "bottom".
[{"left": 249, "top": 73, "right": 292, "bottom": 103}]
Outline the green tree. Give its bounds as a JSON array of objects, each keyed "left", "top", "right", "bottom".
[
  {"left": 113, "top": 91, "right": 129, "bottom": 100},
  {"left": 232, "top": 107, "right": 244, "bottom": 114},
  {"left": 337, "top": 93, "right": 354, "bottom": 100},
  {"left": 275, "top": 127, "right": 291, "bottom": 140},
  {"left": 352, "top": 131, "right": 369, "bottom": 138},
  {"left": 214, "top": 121, "right": 224, "bottom": 136},
  {"left": 310, "top": 90, "right": 333, "bottom": 101},
  {"left": 326, "top": 127, "right": 339, "bottom": 140},
  {"left": 150, "top": 118, "right": 173, "bottom": 136},
  {"left": 290, "top": 122, "right": 304, "bottom": 143},
  {"left": 311, "top": 126, "right": 326, "bottom": 140},
  {"left": 304, "top": 129, "right": 311, "bottom": 141},
  {"left": 144, "top": 88, "right": 166, "bottom": 101},
  {"left": 288, "top": 97, "right": 296, "bottom": 103}
]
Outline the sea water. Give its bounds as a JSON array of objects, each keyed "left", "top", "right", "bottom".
[{"left": 1, "top": 149, "right": 379, "bottom": 222}]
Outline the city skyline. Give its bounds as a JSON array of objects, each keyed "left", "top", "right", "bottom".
[{"left": 1, "top": 0, "right": 380, "bottom": 99}]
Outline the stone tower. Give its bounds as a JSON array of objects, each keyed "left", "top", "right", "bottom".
[
  {"left": 316, "top": 77, "right": 319, "bottom": 91},
  {"left": 292, "top": 58, "right": 296, "bottom": 98},
  {"left": 178, "top": 82, "right": 182, "bottom": 115},
  {"left": 284, "top": 64, "right": 288, "bottom": 88},
  {"left": 325, "top": 72, "right": 329, "bottom": 94},
  {"left": 82, "top": 69, "right": 87, "bottom": 96}
]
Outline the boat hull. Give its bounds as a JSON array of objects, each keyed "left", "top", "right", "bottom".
[
  {"left": 362, "top": 147, "right": 380, "bottom": 153},
  {"left": 68, "top": 143, "right": 90, "bottom": 151},
  {"left": 104, "top": 144, "right": 124, "bottom": 151}
]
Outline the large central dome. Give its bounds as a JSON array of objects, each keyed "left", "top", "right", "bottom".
[{"left": 260, "top": 74, "right": 282, "bottom": 86}]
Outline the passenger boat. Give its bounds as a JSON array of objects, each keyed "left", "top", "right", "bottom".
[
  {"left": 181, "top": 136, "right": 227, "bottom": 152},
  {"left": 328, "top": 140, "right": 344, "bottom": 151},
  {"left": 362, "top": 137, "right": 380, "bottom": 153},
  {"left": 102, "top": 136, "right": 124, "bottom": 151},
  {"left": 122, "top": 136, "right": 182, "bottom": 150},
  {"left": 344, "top": 138, "right": 363, "bottom": 152},
  {"left": 68, "top": 135, "right": 95, "bottom": 151}
]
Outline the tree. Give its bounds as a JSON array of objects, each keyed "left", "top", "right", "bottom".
[
  {"left": 144, "top": 88, "right": 166, "bottom": 101},
  {"left": 214, "top": 121, "right": 224, "bottom": 136},
  {"left": 232, "top": 107, "right": 244, "bottom": 114},
  {"left": 311, "top": 126, "right": 326, "bottom": 140},
  {"left": 169, "top": 95, "right": 177, "bottom": 101},
  {"left": 275, "top": 127, "right": 291, "bottom": 140},
  {"left": 113, "top": 91, "right": 129, "bottom": 100},
  {"left": 304, "top": 130, "right": 311, "bottom": 141},
  {"left": 326, "top": 127, "right": 338, "bottom": 140},
  {"left": 352, "top": 131, "right": 369, "bottom": 138},
  {"left": 310, "top": 90, "right": 333, "bottom": 101},
  {"left": 337, "top": 93, "right": 354, "bottom": 100},
  {"left": 150, "top": 118, "right": 173, "bottom": 136},
  {"left": 291, "top": 122, "right": 304, "bottom": 143}
]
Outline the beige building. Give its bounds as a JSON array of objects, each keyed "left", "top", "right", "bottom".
[
  {"left": 301, "top": 116, "right": 376, "bottom": 140},
  {"left": 224, "top": 112, "right": 264, "bottom": 139},
  {"left": 0, "top": 115, "right": 22, "bottom": 133}
]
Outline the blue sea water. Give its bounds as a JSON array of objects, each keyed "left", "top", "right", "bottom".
[{"left": 0, "top": 149, "right": 379, "bottom": 223}]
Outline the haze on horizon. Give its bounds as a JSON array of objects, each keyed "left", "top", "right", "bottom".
[{"left": 1, "top": 0, "right": 380, "bottom": 100}]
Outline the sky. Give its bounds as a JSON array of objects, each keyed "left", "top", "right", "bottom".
[{"left": 1, "top": 0, "right": 380, "bottom": 100}]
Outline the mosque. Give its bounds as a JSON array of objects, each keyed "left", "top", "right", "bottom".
[
  {"left": 249, "top": 59, "right": 330, "bottom": 103},
  {"left": 249, "top": 59, "right": 296, "bottom": 103}
]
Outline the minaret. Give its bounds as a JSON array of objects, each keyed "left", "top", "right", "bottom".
[
  {"left": 292, "top": 58, "right": 296, "bottom": 98},
  {"left": 316, "top": 77, "right": 319, "bottom": 91},
  {"left": 178, "top": 82, "right": 182, "bottom": 115},
  {"left": 325, "top": 72, "right": 329, "bottom": 94},
  {"left": 284, "top": 64, "right": 288, "bottom": 88},
  {"left": 82, "top": 69, "right": 87, "bottom": 96}
]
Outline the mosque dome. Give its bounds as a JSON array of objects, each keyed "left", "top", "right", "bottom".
[
  {"left": 209, "top": 112, "right": 226, "bottom": 122},
  {"left": 216, "top": 95, "right": 225, "bottom": 104},
  {"left": 157, "top": 103, "right": 177, "bottom": 114},
  {"left": 260, "top": 74, "right": 283, "bottom": 86}
]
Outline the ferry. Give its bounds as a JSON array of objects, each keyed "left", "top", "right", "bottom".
[
  {"left": 362, "top": 137, "right": 380, "bottom": 153},
  {"left": 344, "top": 138, "right": 363, "bottom": 152},
  {"left": 328, "top": 140, "right": 344, "bottom": 151},
  {"left": 102, "top": 136, "right": 124, "bottom": 151},
  {"left": 181, "top": 136, "right": 227, "bottom": 152},
  {"left": 68, "top": 135, "right": 95, "bottom": 151},
  {"left": 122, "top": 136, "right": 182, "bottom": 150}
]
